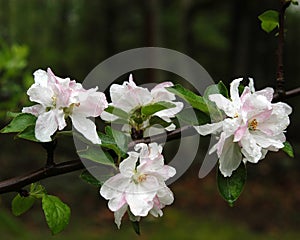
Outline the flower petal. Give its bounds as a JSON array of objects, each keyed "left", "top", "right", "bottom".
[
  {"left": 70, "top": 113, "right": 101, "bottom": 144},
  {"left": 114, "top": 203, "right": 128, "bottom": 229},
  {"left": 35, "top": 111, "right": 59, "bottom": 142},
  {"left": 194, "top": 121, "right": 223, "bottom": 136},
  {"left": 219, "top": 136, "right": 242, "bottom": 177},
  {"left": 230, "top": 78, "right": 243, "bottom": 104}
]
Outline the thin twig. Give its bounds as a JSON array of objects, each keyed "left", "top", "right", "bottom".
[{"left": 276, "top": 0, "right": 291, "bottom": 97}]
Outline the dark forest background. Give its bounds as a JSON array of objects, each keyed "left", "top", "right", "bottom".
[{"left": 0, "top": 1, "right": 299, "bottom": 239}]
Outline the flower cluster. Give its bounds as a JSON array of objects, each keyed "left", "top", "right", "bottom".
[
  {"left": 100, "top": 143, "right": 176, "bottom": 228},
  {"left": 18, "top": 68, "right": 292, "bottom": 230},
  {"left": 195, "top": 78, "right": 292, "bottom": 177},
  {"left": 22, "top": 68, "right": 108, "bottom": 144},
  {"left": 100, "top": 74, "right": 183, "bottom": 134}
]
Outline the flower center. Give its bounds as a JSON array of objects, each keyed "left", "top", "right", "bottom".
[
  {"left": 137, "top": 174, "right": 147, "bottom": 182},
  {"left": 133, "top": 173, "right": 147, "bottom": 184},
  {"left": 249, "top": 119, "right": 258, "bottom": 130},
  {"left": 51, "top": 96, "right": 57, "bottom": 107}
]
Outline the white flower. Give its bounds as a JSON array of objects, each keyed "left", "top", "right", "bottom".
[
  {"left": 195, "top": 78, "right": 292, "bottom": 177},
  {"left": 100, "top": 74, "right": 183, "bottom": 133},
  {"left": 22, "top": 68, "right": 108, "bottom": 143},
  {"left": 100, "top": 142, "right": 176, "bottom": 228}
]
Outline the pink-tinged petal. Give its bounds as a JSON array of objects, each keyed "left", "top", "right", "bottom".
[
  {"left": 22, "top": 104, "right": 45, "bottom": 117},
  {"left": 55, "top": 109, "right": 67, "bottom": 130},
  {"left": 209, "top": 94, "right": 236, "bottom": 117},
  {"left": 253, "top": 108, "right": 272, "bottom": 122},
  {"left": 234, "top": 124, "right": 247, "bottom": 142},
  {"left": 255, "top": 87, "right": 274, "bottom": 102},
  {"left": 136, "top": 142, "right": 162, "bottom": 162},
  {"left": 119, "top": 152, "right": 139, "bottom": 177},
  {"left": 251, "top": 131, "right": 284, "bottom": 149},
  {"left": 194, "top": 121, "right": 223, "bottom": 136},
  {"left": 125, "top": 177, "right": 158, "bottom": 216},
  {"left": 216, "top": 132, "right": 226, "bottom": 157},
  {"left": 240, "top": 132, "right": 262, "bottom": 163},
  {"left": 111, "top": 85, "right": 152, "bottom": 111},
  {"left": 27, "top": 86, "right": 53, "bottom": 106},
  {"left": 151, "top": 82, "right": 175, "bottom": 102},
  {"left": 258, "top": 103, "right": 291, "bottom": 135},
  {"left": 218, "top": 136, "right": 242, "bottom": 177},
  {"left": 33, "top": 69, "right": 49, "bottom": 86},
  {"left": 154, "top": 102, "right": 184, "bottom": 119},
  {"left": 230, "top": 78, "right": 243, "bottom": 104},
  {"left": 240, "top": 87, "right": 251, "bottom": 103},
  {"left": 100, "top": 174, "right": 131, "bottom": 199},
  {"left": 100, "top": 110, "right": 119, "bottom": 122},
  {"left": 222, "top": 118, "right": 240, "bottom": 137},
  {"left": 35, "top": 111, "right": 58, "bottom": 142},
  {"left": 128, "top": 74, "right": 137, "bottom": 88},
  {"left": 156, "top": 187, "right": 174, "bottom": 205},
  {"left": 108, "top": 193, "right": 127, "bottom": 212},
  {"left": 248, "top": 78, "right": 255, "bottom": 93},
  {"left": 74, "top": 89, "right": 108, "bottom": 117},
  {"left": 114, "top": 203, "right": 128, "bottom": 229},
  {"left": 70, "top": 113, "right": 101, "bottom": 144}
]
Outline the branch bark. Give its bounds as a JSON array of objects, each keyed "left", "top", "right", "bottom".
[
  {"left": 276, "top": 0, "right": 291, "bottom": 97},
  {"left": 0, "top": 86, "right": 299, "bottom": 194}
]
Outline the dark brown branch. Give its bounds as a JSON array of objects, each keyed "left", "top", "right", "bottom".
[
  {"left": 0, "top": 160, "right": 84, "bottom": 194},
  {"left": 128, "top": 125, "right": 197, "bottom": 148},
  {"left": 273, "top": 87, "right": 300, "bottom": 102},
  {"left": 0, "top": 86, "right": 299, "bottom": 195},
  {"left": 276, "top": 0, "right": 291, "bottom": 97}
]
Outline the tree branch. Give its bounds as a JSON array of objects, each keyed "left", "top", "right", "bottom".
[
  {"left": 0, "top": 160, "right": 84, "bottom": 194},
  {"left": 276, "top": 0, "right": 291, "bottom": 97},
  {"left": 0, "top": 85, "right": 299, "bottom": 194}
]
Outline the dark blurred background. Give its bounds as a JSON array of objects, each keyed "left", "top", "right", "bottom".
[{"left": 0, "top": 0, "right": 299, "bottom": 239}]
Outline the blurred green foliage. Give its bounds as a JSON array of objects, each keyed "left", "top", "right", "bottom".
[{"left": 0, "top": 39, "right": 32, "bottom": 120}]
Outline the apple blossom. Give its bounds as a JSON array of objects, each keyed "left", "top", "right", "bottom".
[
  {"left": 22, "top": 68, "right": 108, "bottom": 144},
  {"left": 195, "top": 78, "right": 292, "bottom": 177},
  {"left": 100, "top": 74, "right": 183, "bottom": 134},
  {"left": 100, "top": 142, "right": 176, "bottom": 228}
]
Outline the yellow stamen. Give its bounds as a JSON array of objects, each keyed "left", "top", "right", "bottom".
[
  {"left": 137, "top": 174, "right": 147, "bottom": 183},
  {"left": 249, "top": 119, "right": 258, "bottom": 130}
]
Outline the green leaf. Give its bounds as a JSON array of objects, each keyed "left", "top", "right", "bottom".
[
  {"left": 105, "top": 126, "right": 129, "bottom": 154},
  {"left": 104, "top": 106, "right": 129, "bottom": 120},
  {"left": 176, "top": 107, "right": 210, "bottom": 125},
  {"left": 258, "top": 10, "right": 279, "bottom": 33},
  {"left": 42, "top": 195, "right": 71, "bottom": 235},
  {"left": 203, "top": 83, "right": 227, "bottom": 122},
  {"left": 6, "top": 111, "right": 22, "bottom": 118},
  {"left": 77, "top": 146, "right": 116, "bottom": 167},
  {"left": 30, "top": 182, "right": 46, "bottom": 198},
  {"left": 128, "top": 209, "right": 141, "bottom": 235},
  {"left": 12, "top": 194, "right": 35, "bottom": 216},
  {"left": 292, "top": 0, "right": 299, "bottom": 6},
  {"left": 98, "top": 126, "right": 129, "bottom": 158},
  {"left": 80, "top": 170, "right": 102, "bottom": 187},
  {"left": 217, "top": 163, "right": 247, "bottom": 206},
  {"left": 141, "top": 101, "right": 175, "bottom": 116},
  {"left": 17, "top": 125, "right": 39, "bottom": 142},
  {"left": 204, "top": 81, "right": 229, "bottom": 99},
  {"left": 282, "top": 141, "right": 294, "bottom": 158},
  {"left": 167, "top": 84, "right": 209, "bottom": 115},
  {"left": 0, "top": 113, "right": 36, "bottom": 133},
  {"left": 149, "top": 116, "right": 172, "bottom": 128}
]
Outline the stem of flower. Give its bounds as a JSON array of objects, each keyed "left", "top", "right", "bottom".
[{"left": 41, "top": 139, "right": 57, "bottom": 167}]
